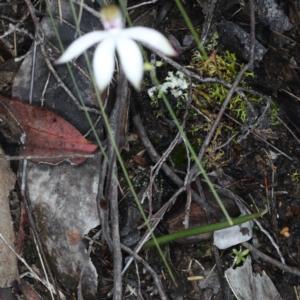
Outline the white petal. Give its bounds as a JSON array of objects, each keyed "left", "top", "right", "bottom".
[
  {"left": 56, "top": 31, "right": 109, "bottom": 64},
  {"left": 122, "top": 27, "right": 177, "bottom": 56},
  {"left": 116, "top": 37, "right": 143, "bottom": 90},
  {"left": 93, "top": 37, "right": 116, "bottom": 91}
]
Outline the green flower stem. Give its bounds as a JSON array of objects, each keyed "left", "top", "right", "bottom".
[
  {"left": 142, "top": 209, "right": 267, "bottom": 250},
  {"left": 174, "top": 0, "right": 207, "bottom": 59}
]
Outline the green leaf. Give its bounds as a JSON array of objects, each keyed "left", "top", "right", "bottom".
[
  {"left": 241, "top": 248, "right": 250, "bottom": 257},
  {"left": 232, "top": 248, "right": 239, "bottom": 255}
]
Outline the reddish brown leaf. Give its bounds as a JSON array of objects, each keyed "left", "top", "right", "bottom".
[{"left": 0, "top": 96, "right": 98, "bottom": 164}]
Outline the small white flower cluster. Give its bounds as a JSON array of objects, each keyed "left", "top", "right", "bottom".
[{"left": 148, "top": 70, "right": 189, "bottom": 100}]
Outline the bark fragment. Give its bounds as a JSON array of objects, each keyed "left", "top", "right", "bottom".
[{"left": 0, "top": 146, "right": 19, "bottom": 287}]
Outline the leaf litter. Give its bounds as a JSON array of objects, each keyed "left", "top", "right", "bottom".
[{"left": 0, "top": 1, "right": 298, "bottom": 299}]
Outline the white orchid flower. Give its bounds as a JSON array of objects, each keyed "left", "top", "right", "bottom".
[{"left": 56, "top": 5, "right": 177, "bottom": 91}]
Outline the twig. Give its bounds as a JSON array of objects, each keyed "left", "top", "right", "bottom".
[
  {"left": 84, "top": 115, "right": 102, "bottom": 137},
  {"left": 134, "top": 260, "right": 142, "bottom": 299},
  {"left": 105, "top": 69, "right": 127, "bottom": 298},
  {"left": 40, "top": 42, "right": 101, "bottom": 115},
  {"left": 242, "top": 242, "right": 300, "bottom": 277},
  {"left": 145, "top": 128, "right": 182, "bottom": 218},
  {"left": 145, "top": 43, "right": 255, "bottom": 100},
  {"left": 71, "top": 0, "right": 102, "bottom": 21},
  {"left": 0, "top": 23, "right": 35, "bottom": 39},
  {"left": 16, "top": 182, "right": 60, "bottom": 300},
  {"left": 263, "top": 148, "right": 278, "bottom": 232},
  {"left": 183, "top": 78, "right": 193, "bottom": 185},
  {"left": 23, "top": 0, "right": 39, "bottom": 29},
  {"left": 122, "top": 186, "right": 186, "bottom": 276},
  {"left": 195, "top": 178, "right": 210, "bottom": 223},
  {"left": 121, "top": 244, "right": 168, "bottom": 299},
  {"left": 127, "top": 0, "right": 159, "bottom": 10},
  {"left": 143, "top": 77, "right": 193, "bottom": 211},
  {"left": 200, "top": 0, "right": 217, "bottom": 44},
  {"left": 276, "top": 115, "right": 300, "bottom": 145},
  {"left": 32, "top": 233, "right": 54, "bottom": 298},
  {"left": 254, "top": 217, "right": 285, "bottom": 264},
  {"left": 146, "top": 76, "right": 193, "bottom": 189},
  {"left": 131, "top": 99, "right": 221, "bottom": 216},
  {"left": 252, "top": 131, "right": 293, "bottom": 161},
  {"left": 236, "top": 96, "right": 271, "bottom": 143},
  {"left": 235, "top": 193, "right": 285, "bottom": 264},
  {"left": 213, "top": 245, "right": 231, "bottom": 299},
  {"left": 7, "top": 9, "right": 101, "bottom": 115},
  {"left": 0, "top": 153, "right": 95, "bottom": 161},
  {"left": 144, "top": 44, "right": 291, "bottom": 163},
  {"left": 22, "top": 0, "right": 102, "bottom": 115},
  {"left": 40, "top": 71, "right": 51, "bottom": 106},
  {"left": 184, "top": 186, "right": 192, "bottom": 229},
  {"left": 0, "top": 234, "right": 65, "bottom": 299},
  {"left": 77, "top": 230, "right": 101, "bottom": 300},
  {"left": 96, "top": 156, "right": 110, "bottom": 245}
]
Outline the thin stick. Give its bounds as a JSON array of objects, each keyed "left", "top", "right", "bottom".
[
  {"left": 127, "top": 0, "right": 159, "bottom": 10},
  {"left": 77, "top": 230, "right": 101, "bottom": 300},
  {"left": 0, "top": 24, "right": 34, "bottom": 43},
  {"left": 105, "top": 69, "right": 127, "bottom": 298},
  {"left": 0, "top": 234, "right": 65, "bottom": 299},
  {"left": 71, "top": 0, "right": 102, "bottom": 20},
  {"left": 122, "top": 186, "right": 185, "bottom": 276},
  {"left": 184, "top": 186, "right": 192, "bottom": 229},
  {"left": 134, "top": 260, "right": 142, "bottom": 299},
  {"left": 131, "top": 99, "right": 221, "bottom": 215},
  {"left": 263, "top": 148, "right": 278, "bottom": 232},
  {"left": 242, "top": 242, "right": 300, "bottom": 277},
  {"left": 145, "top": 76, "right": 193, "bottom": 204},
  {"left": 276, "top": 115, "right": 300, "bottom": 144},
  {"left": 121, "top": 244, "right": 168, "bottom": 300},
  {"left": 40, "top": 43, "right": 101, "bottom": 115},
  {"left": 235, "top": 193, "right": 285, "bottom": 264},
  {"left": 17, "top": 183, "right": 61, "bottom": 300},
  {"left": 0, "top": 153, "right": 95, "bottom": 161},
  {"left": 200, "top": 0, "right": 217, "bottom": 44}
]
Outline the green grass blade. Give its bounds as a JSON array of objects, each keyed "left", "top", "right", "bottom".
[
  {"left": 174, "top": 0, "right": 207, "bottom": 59},
  {"left": 142, "top": 209, "right": 267, "bottom": 249}
]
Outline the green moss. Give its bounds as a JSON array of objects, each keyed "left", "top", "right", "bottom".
[
  {"left": 190, "top": 49, "right": 264, "bottom": 123},
  {"left": 170, "top": 144, "right": 188, "bottom": 169},
  {"left": 170, "top": 142, "right": 201, "bottom": 169},
  {"left": 290, "top": 171, "right": 300, "bottom": 182}
]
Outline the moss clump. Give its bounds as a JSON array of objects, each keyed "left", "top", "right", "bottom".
[{"left": 190, "top": 49, "right": 263, "bottom": 122}]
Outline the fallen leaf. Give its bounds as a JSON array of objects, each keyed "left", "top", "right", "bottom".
[
  {"left": 0, "top": 96, "right": 98, "bottom": 164},
  {"left": 225, "top": 257, "right": 283, "bottom": 300}
]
